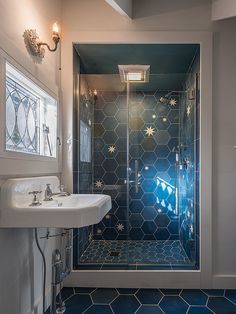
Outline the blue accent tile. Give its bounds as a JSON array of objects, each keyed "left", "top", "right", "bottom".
[
  {"left": 136, "top": 289, "right": 163, "bottom": 304},
  {"left": 111, "top": 295, "right": 140, "bottom": 314},
  {"left": 136, "top": 305, "right": 164, "bottom": 314},
  {"left": 84, "top": 305, "right": 113, "bottom": 314},
  {"left": 160, "top": 289, "right": 182, "bottom": 295},
  {"left": 202, "top": 289, "right": 224, "bottom": 296},
  {"left": 159, "top": 296, "right": 188, "bottom": 314},
  {"left": 142, "top": 207, "right": 157, "bottom": 220},
  {"left": 225, "top": 290, "right": 236, "bottom": 304},
  {"left": 141, "top": 221, "right": 157, "bottom": 234},
  {"left": 188, "top": 307, "right": 213, "bottom": 314},
  {"left": 207, "top": 297, "right": 236, "bottom": 314},
  {"left": 91, "top": 288, "right": 118, "bottom": 304},
  {"left": 74, "top": 288, "right": 96, "bottom": 294},
  {"left": 181, "top": 290, "right": 207, "bottom": 305},
  {"left": 60, "top": 287, "right": 74, "bottom": 301},
  {"left": 65, "top": 294, "right": 92, "bottom": 314},
  {"left": 117, "top": 288, "right": 138, "bottom": 294}
]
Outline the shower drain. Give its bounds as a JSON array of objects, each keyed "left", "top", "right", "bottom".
[{"left": 109, "top": 251, "right": 120, "bottom": 257}]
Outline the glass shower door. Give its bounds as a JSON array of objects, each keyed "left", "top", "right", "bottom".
[{"left": 127, "top": 75, "right": 193, "bottom": 268}]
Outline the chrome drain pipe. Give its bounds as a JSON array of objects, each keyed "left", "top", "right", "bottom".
[{"left": 51, "top": 229, "right": 72, "bottom": 314}]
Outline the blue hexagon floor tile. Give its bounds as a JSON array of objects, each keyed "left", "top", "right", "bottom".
[
  {"left": 79, "top": 240, "right": 189, "bottom": 266},
  {"left": 207, "top": 296, "right": 236, "bottom": 314},
  {"left": 136, "top": 289, "right": 163, "bottom": 304},
  {"left": 111, "top": 295, "right": 140, "bottom": 314},
  {"left": 84, "top": 304, "right": 113, "bottom": 314},
  {"left": 159, "top": 296, "right": 189, "bottom": 314},
  {"left": 56, "top": 288, "right": 236, "bottom": 314},
  {"left": 225, "top": 289, "right": 236, "bottom": 304},
  {"left": 136, "top": 305, "right": 164, "bottom": 314},
  {"left": 91, "top": 288, "right": 118, "bottom": 304},
  {"left": 188, "top": 306, "right": 213, "bottom": 314},
  {"left": 180, "top": 289, "right": 208, "bottom": 305}
]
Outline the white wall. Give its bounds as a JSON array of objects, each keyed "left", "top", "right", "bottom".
[
  {"left": 0, "top": 0, "right": 63, "bottom": 313},
  {"left": 62, "top": 0, "right": 236, "bottom": 287},
  {"left": 212, "top": 0, "right": 236, "bottom": 21}
]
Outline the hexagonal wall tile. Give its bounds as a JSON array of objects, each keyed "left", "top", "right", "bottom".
[
  {"left": 130, "top": 213, "right": 144, "bottom": 228},
  {"left": 142, "top": 180, "right": 156, "bottom": 192},
  {"left": 155, "top": 214, "right": 170, "bottom": 227},
  {"left": 102, "top": 91, "right": 118, "bottom": 102},
  {"left": 141, "top": 138, "right": 157, "bottom": 151},
  {"left": 103, "top": 117, "right": 118, "bottom": 130},
  {"left": 155, "top": 130, "right": 170, "bottom": 145},
  {"left": 102, "top": 159, "right": 118, "bottom": 172},
  {"left": 103, "top": 131, "right": 118, "bottom": 144},
  {"left": 115, "top": 124, "right": 127, "bottom": 137},
  {"left": 94, "top": 124, "right": 105, "bottom": 137},
  {"left": 141, "top": 221, "right": 157, "bottom": 234},
  {"left": 129, "top": 117, "right": 144, "bottom": 130}
]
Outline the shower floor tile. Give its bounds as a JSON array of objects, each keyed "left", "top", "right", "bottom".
[{"left": 78, "top": 240, "right": 191, "bottom": 268}]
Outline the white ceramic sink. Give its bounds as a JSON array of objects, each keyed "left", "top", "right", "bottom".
[{"left": 0, "top": 176, "right": 111, "bottom": 228}]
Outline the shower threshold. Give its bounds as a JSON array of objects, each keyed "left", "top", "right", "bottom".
[{"left": 75, "top": 240, "right": 198, "bottom": 270}]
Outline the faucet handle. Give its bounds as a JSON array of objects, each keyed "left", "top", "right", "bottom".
[
  {"left": 28, "top": 190, "right": 42, "bottom": 206},
  {"left": 28, "top": 190, "right": 42, "bottom": 195},
  {"left": 58, "top": 184, "right": 64, "bottom": 193}
]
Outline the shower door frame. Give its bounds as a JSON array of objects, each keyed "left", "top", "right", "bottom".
[{"left": 63, "top": 31, "right": 213, "bottom": 288}]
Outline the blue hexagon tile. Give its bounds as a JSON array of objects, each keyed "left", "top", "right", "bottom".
[{"left": 48, "top": 288, "right": 236, "bottom": 314}]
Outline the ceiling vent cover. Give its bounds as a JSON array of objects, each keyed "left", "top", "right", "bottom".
[{"left": 118, "top": 64, "right": 150, "bottom": 83}]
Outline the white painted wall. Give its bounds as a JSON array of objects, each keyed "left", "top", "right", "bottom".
[
  {"left": 212, "top": 0, "right": 236, "bottom": 21},
  {"left": 62, "top": 0, "right": 236, "bottom": 287},
  {"left": 0, "top": 0, "right": 63, "bottom": 313},
  {"left": 105, "top": 0, "right": 133, "bottom": 18}
]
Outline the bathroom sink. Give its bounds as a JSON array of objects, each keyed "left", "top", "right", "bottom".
[{"left": 0, "top": 176, "right": 111, "bottom": 228}]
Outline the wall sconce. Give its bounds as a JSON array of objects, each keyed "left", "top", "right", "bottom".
[{"left": 23, "top": 22, "right": 60, "bottom": 59}]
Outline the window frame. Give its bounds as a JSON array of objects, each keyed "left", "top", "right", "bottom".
[{"left": 0, "top": 49, "right": 60, "bottom": 164}]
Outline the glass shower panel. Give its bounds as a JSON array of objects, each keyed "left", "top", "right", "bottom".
[
  {"left": 127, "top": 74, "right": 196, "bottom": 267},
  {"left": 74, "top": 74, "right": 131, "bottom": 269}
]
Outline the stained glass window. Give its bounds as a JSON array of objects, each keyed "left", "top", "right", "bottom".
[{"left": 5, "top": 63, "right": 57, "bottom": 157}]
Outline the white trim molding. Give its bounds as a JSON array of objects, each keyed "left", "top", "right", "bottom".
[{"left": 61, "top": 31, "right": 213, "bottom": 288}]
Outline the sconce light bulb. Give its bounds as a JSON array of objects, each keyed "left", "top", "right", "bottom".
[
  {"left": 94, "top": 89, "right": 97, "bottom": 96},
  {"left": 52, "top": 22, "right": 59, "bottom": 35}
]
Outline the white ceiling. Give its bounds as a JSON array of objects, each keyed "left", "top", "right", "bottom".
[{"left": 105, "top": 0, "right": 236, "bottom": 21}]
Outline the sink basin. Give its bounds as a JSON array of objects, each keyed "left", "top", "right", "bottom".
[{"left": 0, "top": 176, "right": 111, "bottom": 228}]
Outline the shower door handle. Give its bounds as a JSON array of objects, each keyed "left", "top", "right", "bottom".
[{"left": 135, "top": 160, "right": 139, "bottom": 193}]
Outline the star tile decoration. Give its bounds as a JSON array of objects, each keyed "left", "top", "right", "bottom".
[
  {"left": 169, "top": 98, "right": 177, "bottom": 106},
  {"left": 144, "top": 126, "right": 155, "bottom": 137},
  {"left": 108, "top": 145, "right": 116, "bottom": 154},
  {"left": 116, "top": 223, "right": 125, "bottom": 232},
  {"left": 186, "top": 105, "right": 191, "bottom": 116},
  {"left": 95, "top": 180, "right": 103, "bottom": 188}
]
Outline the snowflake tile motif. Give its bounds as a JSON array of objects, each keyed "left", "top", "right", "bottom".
[
  {"left": 169, "top": 98, "right": 177, "bottom": 106},
  {"left": 145, "top": 126, "right": 155, "bottom": 137},
  {"left": 116, "top": 223, "right": 125, "bottom": 232},
  {"left": 108, "top": 145, "right": 116, "bottom": 154},
  {"left": 95, "top": 180, "right": 103, "bottom": 188}
]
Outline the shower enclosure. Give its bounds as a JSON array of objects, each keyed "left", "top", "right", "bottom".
[{"left": 73, "top": 44, "right": 200, "bottom": 270}]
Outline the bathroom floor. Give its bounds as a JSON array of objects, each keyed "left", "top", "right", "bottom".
[
  {"left": 47, "top": 287, "right": 236, "bottom": 314},
  {"left": 78, "top": 240, "right": 191, "bottom": 268}
]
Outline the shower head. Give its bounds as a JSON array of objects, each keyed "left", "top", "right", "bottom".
[{"left": 159, "top": 96, "right": 169, "bottom": 104}]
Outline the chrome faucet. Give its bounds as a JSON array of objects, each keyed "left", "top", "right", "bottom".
[
  {"left": 44, "top": 183, "right": 70, "bottom": 201},
  {"left": 44, "top": 184, "right": 53, "bottom": 201}
]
